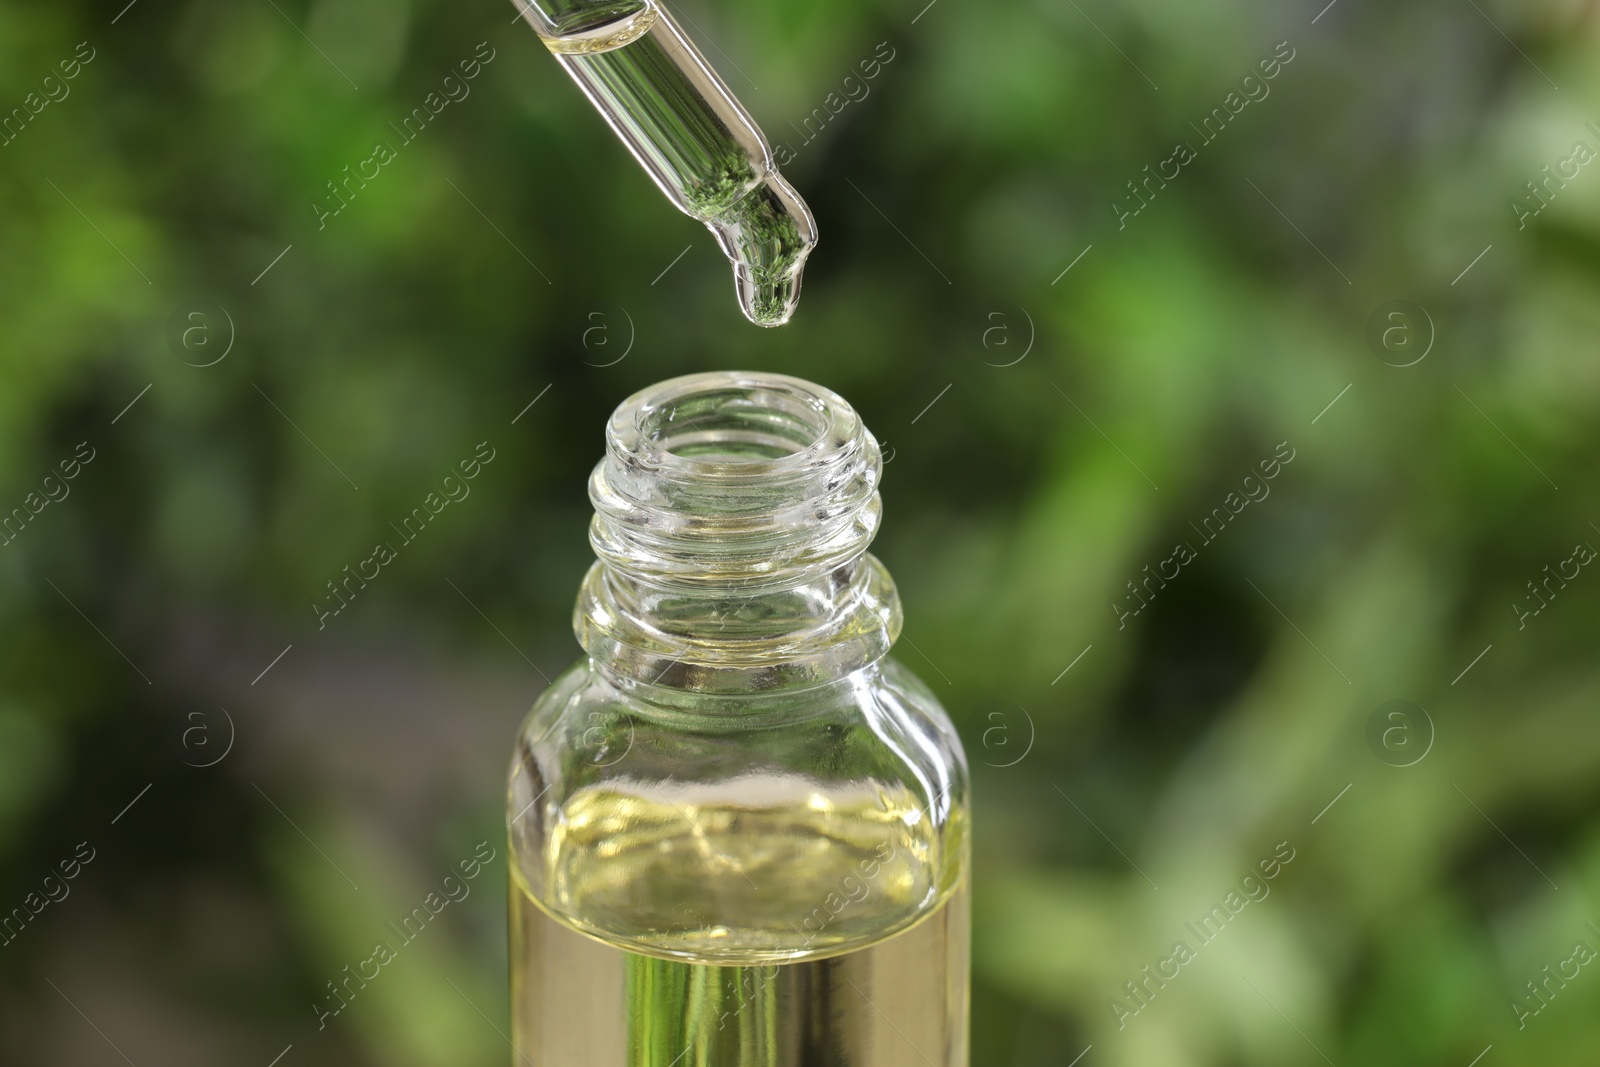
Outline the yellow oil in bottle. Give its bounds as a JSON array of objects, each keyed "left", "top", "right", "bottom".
[{"left": 509, "top": 786, "right": 969, "bottom": 1066}]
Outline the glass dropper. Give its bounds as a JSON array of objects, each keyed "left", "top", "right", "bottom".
[{"left": 513, "top": 0, "right": 818, "bottom": 327}]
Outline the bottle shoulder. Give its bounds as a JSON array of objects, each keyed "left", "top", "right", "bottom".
[{"left": 507, "top": 656, "right": 968, "bottom": 964}]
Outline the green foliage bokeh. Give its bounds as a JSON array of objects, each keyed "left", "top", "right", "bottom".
[{"left": 1, "top": 0, "right": 1598, "bottom": 1063}]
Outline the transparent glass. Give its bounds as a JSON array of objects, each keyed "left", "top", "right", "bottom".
[
  {"left": 511, "top": 0, "right": 817, "bottom": 327},
  {"left": 507, "top": 372, "right": 970, "bottom": 1065}
]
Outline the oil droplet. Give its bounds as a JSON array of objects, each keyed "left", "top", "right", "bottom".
[{"left": 709, "top": 174, "right": 818, "bottom": 328}]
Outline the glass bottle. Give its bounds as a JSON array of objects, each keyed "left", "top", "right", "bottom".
[{"left": 507, "top": 371, "right": 970, "bottom": 1066}]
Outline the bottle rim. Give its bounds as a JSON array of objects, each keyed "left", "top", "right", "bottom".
[{"left": 604, "top": 370, "right": 862, "bottom": 482}]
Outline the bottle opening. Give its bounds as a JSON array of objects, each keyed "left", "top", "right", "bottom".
[
  {"left": 623, "top": 374, "right": 844, "bottom": 474},
  {"left": 597, "top": 373, "right": 877, "bottom": 533}
]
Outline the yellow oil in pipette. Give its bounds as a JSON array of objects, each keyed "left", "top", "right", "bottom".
[{"left": 517, "top": 0, "right": 817, "bottom": 326}]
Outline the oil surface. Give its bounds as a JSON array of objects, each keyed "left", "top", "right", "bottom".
[
  {"left": 510, "top": 879, "right": 968, "bottom": 1066},
  {"left": 527, "top": 778, "right": 953, "bottom": 962},
  {"left": 534, "top": 1, "right": 816, "bottom": 326}
]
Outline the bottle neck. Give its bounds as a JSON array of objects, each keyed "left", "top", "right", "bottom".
[{"left": 574, "top": 372, "right": 900, "bottom": 695}]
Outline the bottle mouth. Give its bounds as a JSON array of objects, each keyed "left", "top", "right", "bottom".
[
  {"left": 592, "top": 372, "right": 881, "bottom": 557},
  {"left": 615, "top": 372, "right": 851, "bottom": 475}
]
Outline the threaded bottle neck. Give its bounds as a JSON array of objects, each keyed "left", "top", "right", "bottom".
[{"left": 577, "top": 372, "right": 900, "bottom": 693}]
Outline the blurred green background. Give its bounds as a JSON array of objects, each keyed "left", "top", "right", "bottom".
[{"left": 2, "top": 0, "right": 1598, "bottom": 1063}]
